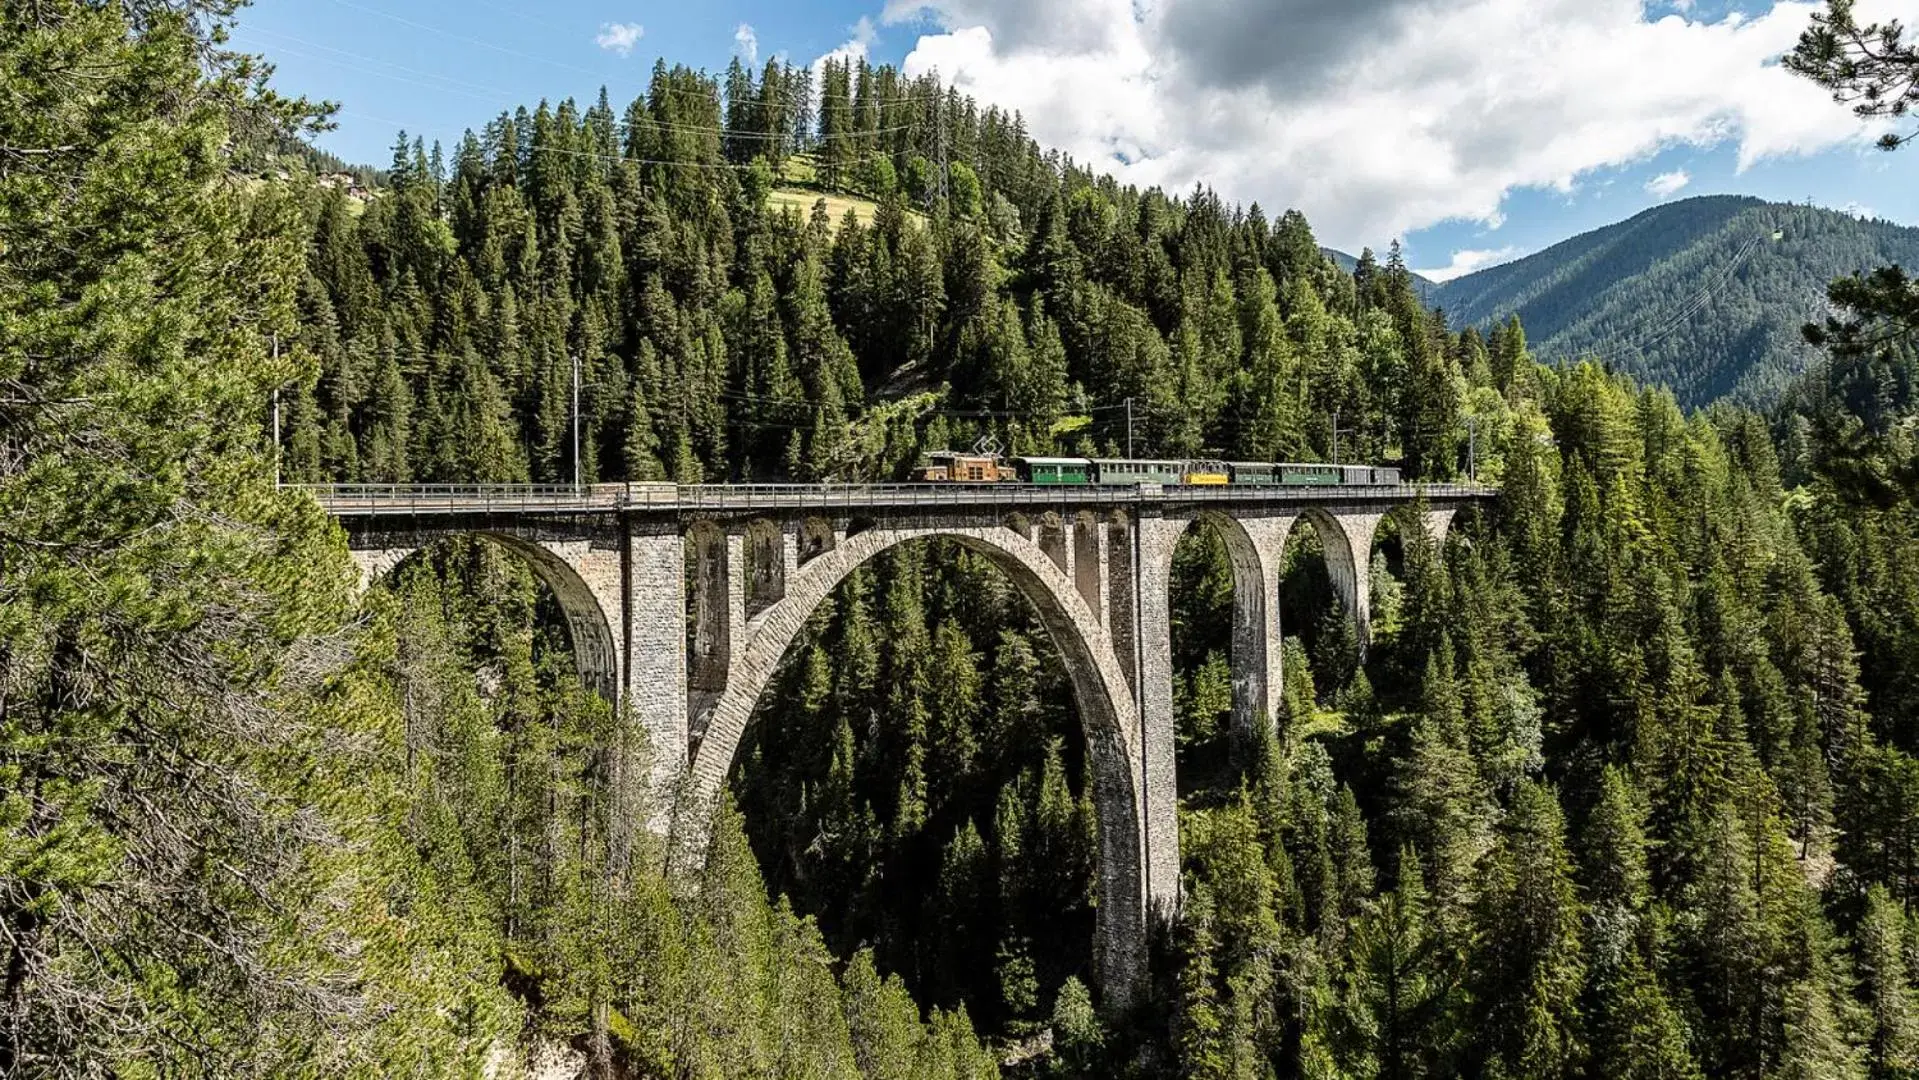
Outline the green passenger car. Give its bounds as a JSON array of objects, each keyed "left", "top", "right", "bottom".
[
  {"left": 1228, "top": 462, "right": 1278, "bottom": 485},
  {"left": 1280, "top": 464, "right": 1342, "bottom": 485},
  {"left": 1094, "top": 459, "right": 1185, "bottom": 485},
  {"left": 1015, "top": 457, "right": 1093, "bottom": 484}
]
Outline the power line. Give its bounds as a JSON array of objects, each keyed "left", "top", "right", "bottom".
[
  {"left": 243, "top": 38, "right": 513, "bottom": 109},
  {"left": 1628, "top": 233, "right": 1770, "bottom": 351},
  {"left": 648, "top": 68, "right": 954, "bottom": 114},
  {"left": 317, "top": 0, "right": 608, "bottom": 81},
  {"left": 338, "top": 111, "right": 783, "bottom": 171},
  {"left": 460, "top": 0, "right": 556, "bottom": 27},
  {"left": 244, "top": 27, "right": 513, "bottom": 99},
  {"left": 338, "top": 107, "right": 984, "bottom": 184},
  {"left": 637, "top": 117, "right": 920, "bottom": 144},
  {"left": 1559, "top": 231, "right": 1769, "bottom": 365},
  {"left": 312, "top": 0, "right": 951, "bottom": 116},
  {"left": 709, "top": 385, "right": 1129, "bottom": 422},
  {"left": 277, "top": 2, "right": 987, "bottom": 182}
]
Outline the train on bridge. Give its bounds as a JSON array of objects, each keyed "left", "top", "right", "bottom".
[{"left": 911, "top": 450, "right": 1402, "bottom": 487}]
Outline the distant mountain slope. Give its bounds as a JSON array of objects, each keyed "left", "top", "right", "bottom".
[{"left": 1432, "top": 195, "right": 1919, "bottom": 406}]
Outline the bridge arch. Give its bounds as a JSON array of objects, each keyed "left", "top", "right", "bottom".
[
  {"left": 350, "top": 531, "right": 622, "bottom": 704},
  {"left": 1142, "top": 507, "right": 1379, "bottom": 735},
  {"left": 1154, "top": 510, "right": 1290, "bottom": 743},
  {"left": 684, "top": 522, "right": 1153, "bottom": 999},
  {"left": 1290, "top": 506, "right": 1378, "bottom": 648}
]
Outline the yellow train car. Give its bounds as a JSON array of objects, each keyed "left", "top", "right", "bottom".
[{"left": 1183, "top": 461, "right": 1230, "bottom": 485}]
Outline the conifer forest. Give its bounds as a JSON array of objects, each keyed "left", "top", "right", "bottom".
[{"left": 9, "top": 1, "right": 1919, "bottom": 1077}]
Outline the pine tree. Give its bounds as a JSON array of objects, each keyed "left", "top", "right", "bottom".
[
  {"left": 623, "top": 380, "right": 666, "bottom": 480},
  {"left": 1340, "top": 847, "right": 1450, "bottom": 1080},
  {"left": 1468, "top": 781, "right": 1587, "bottom": 1077},
  {"left": 933, "top": 820, "right": 988, "bottom": 1004},
  {"left": 841, "top": 949, "right": 927, "bottom": 1080},
  {"left": 0, "top": 3, "right": 374, "bottom": 1068},
  {"left": 927, "top": 622, "right": 982, "bottom": 812},
  {"left": 1395, "top": 645, "right": 1493, "bottom": 934},
  {"left": 1329, "top": 785, "right": 1375, "bottom": 935},
  {"left": 995, "top": 936, "right": 1040, "bottom": 1029},
  {"left": 1859, "top": 885, "right": 1919, "bottom": 1078},
  {"left": 1490, "top": 315, "right": 1529, "bottom": 397},
  {"left": 1050, "top": 975, "right": 1104, "bottom": 1074},
  {"left": 1582, "top": 768, "right": 1701, "bottom": 1080},
  {"left": 361, "top": 339, "right": 414, "bottom": 481},
  {"left": 1175, "top": 888, "right": 1231, "bottom": 1080},
  {"left": 1778, "top": 978, "right": 1868, "bottom": 1080},
  {"left": 1185, "top": 796, "right": 1284, "bottom": 977},
  {"left": 1033, "top": 736, "right": 1097, "bottom": 919},
  {"left": 444, "top": 347, "right": 529, "bottom": 482}
]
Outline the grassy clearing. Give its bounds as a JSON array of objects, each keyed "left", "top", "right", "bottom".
[
  {"left": 767, "top": 188, "right": 890, "bottom": 228},
  {"left": 779, "top": 155, "right": 822, "bottom": 186},
  {"left": 767, "top": 153, "right": 925, "bottom": 231}
]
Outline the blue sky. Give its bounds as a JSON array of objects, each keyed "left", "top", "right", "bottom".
[{"left": 242, "top": 0, "right": 1917, "bottom": 280}]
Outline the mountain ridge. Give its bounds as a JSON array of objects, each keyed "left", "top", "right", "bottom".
[{"left": 1430, "top": 194, "right": 1919, "bottom": 406}]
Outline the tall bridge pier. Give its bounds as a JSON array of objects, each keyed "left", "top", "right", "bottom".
[{"left": 317, "top": 481, "right": 1488, "bottom": 1005}]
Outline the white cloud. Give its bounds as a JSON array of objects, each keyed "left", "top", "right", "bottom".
[
  {"left": 1417, "top": 246, "right": 1524, "bottom": 283},
  {"left": 885, "top": 0, "right": 1912, "bottom": 251},
  {"left": 595, "top": 21, "right": 644, "bottom": 58},
  {"left": 817, "top": 15, "right": 880, "bottom": 69},
  {"left": 1646, "top": 168, "right": 1691, "bottom": 197},
  {"left": 735, "top": 23, "right": 759, "bottom": 65}
]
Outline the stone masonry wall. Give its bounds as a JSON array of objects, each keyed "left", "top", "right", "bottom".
[
  {"left": 1133, "top": 511, "right": 1191, "bottom": 930},
  {"left": 622, "top": 526, "right": 689, "bottom": 827}
]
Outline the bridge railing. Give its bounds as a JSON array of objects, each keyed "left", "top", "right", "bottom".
[
  {"left": 292, "top": 480, "right": 1497, "bottom": 516},
  {"left": 674, "top": 483, "right": 1143, "bottom": 510},
  {"left": 674, "top": 482, "right": 1497, "bottom": 508},
  {"left": 283, "top": 482, "right": 680, "bottom": 514}
]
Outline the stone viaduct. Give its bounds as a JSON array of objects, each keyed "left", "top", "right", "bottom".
[{"left": 314, "top": 480, "right": 1493, "bottom": 1005}]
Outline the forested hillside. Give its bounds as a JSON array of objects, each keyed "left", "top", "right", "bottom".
[
  {"left": 275, "top": 54, "right": 1477, "bottom": 489},
  {"left": 1435, "top": 194, "right": 1919, "bottom": 407},
  {"left": 16, "top": 1, "right": 1919, "bottom": 1077}
]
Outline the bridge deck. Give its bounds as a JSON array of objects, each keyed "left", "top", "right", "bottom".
[{"left": 294, "top": 481, "right": 1498, "bottom": 517}]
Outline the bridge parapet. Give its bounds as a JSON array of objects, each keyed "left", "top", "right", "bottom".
[{"left": 296, "top": 481, "right": 1497, "bottom": 517}]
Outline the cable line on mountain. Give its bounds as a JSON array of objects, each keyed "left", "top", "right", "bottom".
[
  {"left": 709, "top": 386, "right": 1133, "bottom": 422},
  {"left": 1527, "top": 225, "right": 1781, "bottom": 370}
]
